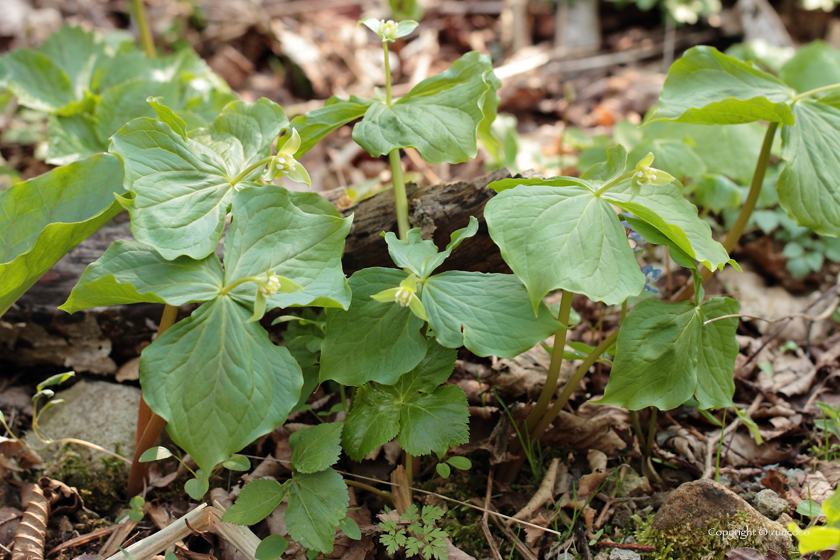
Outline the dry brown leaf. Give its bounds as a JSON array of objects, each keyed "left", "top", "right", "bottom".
[
  {"left": 758, "top": 353, "right": 815, "bottom": 396},
  {"left": 718, "top": 431, "right": 788, "bottom": 467},
  {"left": 816, "top": 460, "right": 840, "bottom": 487},
  {"left": 523, "top": 511, "right": 550, "bottom": 547},
  {"left": 490, "top": 344, "right": 575, "bottom": 400},
  {"left": 725, "top": 548, "right": 786, "bottom": 560},
  {"left": 116, "top": 357, "right": 140, "bottom": 382},
  {"left": 510, "top": 458, "right": 560, "bottom": 524},
  {"left": 540, "top": 410, "right": 629, "bottom": 456},
  {"left": 801, "top": 472, "right": 834, "bottom": 504}
]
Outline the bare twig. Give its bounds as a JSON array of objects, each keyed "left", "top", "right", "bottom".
[
  {"left": 702, "top": 395, "right": 763, "bottom": 479},
  {"left": 481, "top": 469, "right": 504, "bottom": 560}
]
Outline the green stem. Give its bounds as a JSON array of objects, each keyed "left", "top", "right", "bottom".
[
  {"left": 340, "top": 385, "right": 349, "bottom": 415},
  {"left": 390, "top": 150, "right": 410, "bottom": 240},
  {"left": 383, "top": 41, "right": 393, "bottom": 106},
  {"left": 528, "top": 329, "right": 620, "bottom": 440},
  {"left": 629, "top": 411, "right": 645, "bottom": 445},
  {"left": 218, "top": 275, "right": 261, "bottom": 296},
  {"left": 715, "top": 409, "right": 727, "bottom": 482},
  {"left": 230, "top": 156, "right": 273, "bottom": 187},
  {"left": 645, "top": 408, "right": 658, "bottom": 458},
  {"left": 672, "top": 122, "right": 779, "bottom": 302},
  {"left": 130, "top": 0, "right": 156, "bottom": 58},
  {"left": 345, "top": 479, "right": 393, "bottom": 504},
  {"left": 594, "top": 171, "right": 635, "bottom": 196},
  {"left": 790, "top": 83, "right": 840, "bottom": 103},
  {"left": 523, "top": 291, "right": 574, "bottom": 433}
]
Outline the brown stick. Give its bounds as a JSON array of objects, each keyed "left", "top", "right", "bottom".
[
  {"left": 12, "top": 484, "right": 49, "bottom": 560},
  {"left": 481, "top": 469, "right": 504, "bottom": 560},
  {"left": 594, "top": 542, "right": 656, "bottom": 552},
  {"left": 47, "top": 526, "right": 119, "bottom": 557}
]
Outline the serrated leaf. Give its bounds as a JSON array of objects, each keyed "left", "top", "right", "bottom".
[
  {"left": 383, "top": 217, "right": 478, "bottom": 279},
  {"left": 398, "top": 385, "right": 469, "bottom": 456},
  {"left": 222, "top": 187, "right": 352, "bottom": 310},
  {"left": 223, "top": 454, "right": 251, "bottom": 471},
  {"left": 61, "top": 240, "right": 224, "bottom": 312},
  {"left": 0, "top": 154, "right": 125, "bottom": 316},
  {"left": 484, "top": 178, "right": 645, "bottom": 307},
  {"left": 111, "top": 98, "right": 288, "bottom": 260},
  {"left": 286, "top": 468, "right": 349, "bottom": 553},
  {"left": 421, "top": 271, "right": 561, "bottom": 357},
  {"left": 599, "top": 298, "right": 739, "bottom": 410},
  {"left": 342, "top": 384, "right": 402, "bottom": 461},
  {"left": 140, "top": 297, "right": 303, "bottom": 474},
  {"left": 139, "top": 446, "right": 173, "bottom": 462},
  {"left": 255, "top": 535, "right": 289, "bottom": 560},
  {"left": 222, "top": 478, "right": 288, "bottom": 525},
  {"left": 290, "top": 96, "right": 375, "bottom": 156},
  {"left": 353, "top": 51, "right": 499, "bottom": 164},
  {"left": 320, "top": 268, "right": 428, "bottom": 386},
  {"left": 289, "top": 422, "right": 343, "bottom": 473},
  {"left": 391, "top": 340, "right": 456, "bottom": 396},
  {"left": 778, "top": 100, "right": 840, "bottom": 236},
  {"left": 650, "top": 46, "right": 794, "bottom": 125}
]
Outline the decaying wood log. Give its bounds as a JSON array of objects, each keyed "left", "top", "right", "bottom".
[{"left": 0, "top": 169, "right": 511, "bottom": 373}]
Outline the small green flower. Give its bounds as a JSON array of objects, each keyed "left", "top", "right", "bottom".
[
  {"left": 632, "top": 153, "right": 674, "bottom": 188},
  {"left": 261, "top": 128, "right": 311, "bottom": 188},
  {"left": 359, "top": 17, "right": 418, "bottom": 43},
  {"left": 371, "top": 274, "right": 428, "bottom": 321},
  {"left": 247, "top": 271, "right": 303, "bottom": 323}
]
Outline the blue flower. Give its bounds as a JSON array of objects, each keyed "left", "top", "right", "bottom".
[
  {"left": 621, "top": 219, "right": 645, "bottom": 253},
  {"left": 641, "top": 265, "right": 661, "bottom": 293}
]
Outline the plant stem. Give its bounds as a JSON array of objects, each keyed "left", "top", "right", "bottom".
[
  {"left": 671, "top": 122, "right": 779, "bottom": 302},
  {"left": 528, "top": 329, "right": 620, "bottom": 440},
  {"left": 405, "top": 452, "right": 413, "bottom": 487},
  {"left": 594, "top": 171, "right": 635, "bottom": 196},
  {"left": 230, "top": 156, "right": 273, "bottom": 187},
  {"left": 629, "top": 410, "right": 645, "bottom": 445},
  {"left": 383, "top": 41, "right": 393, "bottom": 106},
  {"left": 345, "top": 479, "right": 393, "bottom": 504},
  {"left": 390, "top": 150, "right": 410, "bottom": 240},
  {"left": 127, "top": 304, "right": 178, "bottom": 497},
  {"left": 523, "top": 291, "right": 574, "bottom": 433},
  {"left": 340, "top": 385, "right": 349, "bottom": 415},
  {"left": 645, "top": 408, "right": 658, "bottom": 458},
  {"left": 715, "top": 409, "right": 727, "bottom": 482},
  {"left": 790, "top": 83, "right": 840, "bottom": 103},
  {"left": 218, "top": 275, "right": 261, "bottom": 296},
  {"left": 130, "top": 0, "right": 156, "bottom": 59}
]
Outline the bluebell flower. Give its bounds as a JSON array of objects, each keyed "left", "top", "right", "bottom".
[
  {"left": 621, "top": 219, "right": 645, "bottom": 253},
  {"left": 641, "top": 265, "right": 662, "bottom": 293}
]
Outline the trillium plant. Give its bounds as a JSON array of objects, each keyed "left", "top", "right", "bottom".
[{"left": 3, "top": 6, "right": 840, "bottom": 556}]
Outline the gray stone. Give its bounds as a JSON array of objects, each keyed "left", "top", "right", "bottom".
[
  {"left": 618, "top": 467, "right": 651, "bottom": 497},
  {"left": 754, "top": 489, "right": 790, "bottom": 520},
  {"left": 25, "top": 380, "right": 140, "bottom": 471},
  {"left": 609, "top": 550, "right": 641, "bottom": 560}
]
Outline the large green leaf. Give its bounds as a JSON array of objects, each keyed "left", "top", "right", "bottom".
[
  {"left": 289, "top": 422, "right": 343, "bottom": 474},
  {"left": 111, "top": 98, "right": 288, "bottom": 260},
  {"left": 95, "top": 79, "right": 182, "bottom": 147},
  {"left": 290, "top": 95, "right": 375, "bottom": 156},
  {"left": 38, "top": 26, "right": 108, "bottom": 99},
  {"left": 352, "top": 51, "right": 499, "bottom": 164},
  {"left": 383, "top": 217, "right": 478, "bottom": 279},
  {"left": 46, "top": 114, "right": 106, "bottom": 166},
  {"left": 599, "top": 298, "right": 739, "bottom": 410},
  {"left": 777, "top": 100, "right": 840, "bottom": 236},
  {"left": 60, "top": 240, "right": 224, "bottom": 312},
  {"left": 140, "top": 296, "right": 303, "bottom": 474},
  {"left": 223, "top": 187, "right": 352, "bottom": 310},
  {"left": 484, "top": 179, "right": 645, "bottom": 307},
  {"left": 221, "top": 478, "right": 288, "bottom": 525},
  {"left": 780, "top": 41, "right": 840, "bottom": 95},
  {"left": 650, "top": 46, "right": 795, "bottom": 125},
  {"left": 0, "top": 154, "right": 125, "bottom": 316},
  {"left": 286, "top": 469, "right": 349, "bottom": 553},
  {"left": 320, "top": 268, "right": 428, "bottom": 386},
  {"left": 421, "top": 271, "right": 561, "bottom": 357},
  {"left": 342, "top": 343, "right": 468, "bottom": 461}
]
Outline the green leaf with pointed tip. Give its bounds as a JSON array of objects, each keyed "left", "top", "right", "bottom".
[
  {"left": 290, "top": 96, "right": 375, "bottom": 156},
  {"left": 36, "top": 372, "right": 75, "bottom": 392},
  {"left": 778, "top": 100, "right": 840, "bottom": 237},
  {"left": 621, "top": 216, "right": 696, "bottom": 270},
  {"left": 38, "top": 26, "right": 108, "bottom": 99},
  {"left": 61, "top": 240, "right": 223, "bottom": 313},
  {"left": 580, "top": 144, "right": 627, "bottom": 183},
  {"left": 650, "top": 46, "right": 795, "bottom": 125},
  {"left": 391, "top": 340, "right": 456, "bottom": 395},
  {"left": 780, "top": 41, "right": 840, "bottom": 95},
  {"left": 46, "top": 114, "right": 106, "bottom": 165},
  {"left": 485, "top": 178, "right": 645, "bottom": 307},
  {"left": 256, "top": 535, "right": 289, "bottom": 560},
  {"left": 139, "top": 446, "right": 173, "bottom": 462},
  {"left": 286, "top": 469, "right": 349, "bottom": 553},
  {"left": 598, "top": 297, "right": 739, "bottom": 410},
  {"left": 341, "top": 384, "right": 402, "bottom": 461},
  {"left": 383, "top": 216, "right": 478, "bottom": 278},
  {"left": 289, "top": 422, "right": 343, "bottom": 473},
  {"left": 603, "top": 180, "right": 732, "bottom": 271},
  {"left": 222, "top": 187, "right": 352, "bottom": 310},
  {"left": 421, "top": 271, "right": 562, "bottom": 357},
  {"left": 223, "top": 455, "right": 251, "bottom": 471},
  {"left": 140, "top": 297, "right": 303, "bottom": 475},
  {"left": 222, "top": 478, "right": 288, "bottom": 525},
  {"left": 111, "top": 98, "right": 288, "bottom": 260},
  {"left": 0, "top": 154, "right": 125, "bottom": 317},
  {"left": 353, "top": 51, "right": 499, "bottom": 164},
  {"left": 320, "top": 268, "right": 428, "bottom": 386}
]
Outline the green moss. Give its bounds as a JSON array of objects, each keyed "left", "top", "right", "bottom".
[
  {"left": 634, "top": 510, "right": 781, "bottom": 560},
  {"left": 46, "top": 448, "right": 127, "bottom": 514}
]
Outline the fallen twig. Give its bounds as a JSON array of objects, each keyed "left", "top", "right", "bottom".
[
  {"left": 481, "top": 469, "right": 504, "bottom": 560},
  {"left": 47, "top": 525, "right": 119, "bottom": 557}
]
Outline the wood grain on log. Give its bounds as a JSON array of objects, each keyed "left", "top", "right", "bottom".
[{"left": 1, "top": 169, "right": 511, "bottom": 373}]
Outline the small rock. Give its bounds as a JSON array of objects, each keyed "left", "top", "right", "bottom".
[
  {"left": 593, "top": 553, "right": 610, "bottom": 560},
  {"left": 612, "top": 504, "right": 633, "bottom": 529},
  {"left": 25, "top": 380, "right": 140, "bottom": 471},
  {"left": 609, "top": 550, "right": 641, "bottom": 560},
  {"left": 754, "top": 489, "right": 790, "bottom": 520},
  {"left": 742, "top": 491, "right": 756, "bottom": 505},
  {"left": 648, "top": 480, "right": 792, "bottom": 558},
  {"left": 785, "top": 468, "right": 805, "bottom": 488},
  {"left": 618, "top": 467, "right": 651, "bottom": 497},
  {"left": 647, "top": 491, "right": 671, "bottom": 510}
]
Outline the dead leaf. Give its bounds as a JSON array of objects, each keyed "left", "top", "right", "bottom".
[
  {"left": 490, "top": 344, "right": 575, "bottom": 399},
  {"left": 801, "top": 472, "right": 833, "bottom": 504},
  {"left": 760, "top": 470, "right": 787, "bottom": 495},
  {"left": 658, "top": 426, "right": 706, "bottom": 471},
  {"left": 758, "top": 353, "right": 815, "bottom": 396},
  {"left": 444, "top": 538, "right": 477, "bottom": 560},
  {"left": 725, "top": 548, "right": 786, "bottom": 560},
  {"left": 540, "top": 410, "right": 630, "bottom": 456},
  {"left": 510, "top": 458, "right": 560, "bottom": 524},
  {"left": 716, "top": 431, "right": 788, "bottom": 467},
  {"left": 816, "top": 461, "right": 840, "bottom": 486}
]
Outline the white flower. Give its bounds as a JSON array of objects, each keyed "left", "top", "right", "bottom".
[
  {"left": 358, "top": 17, "right": 419, "bottom": 43},
  {"left": 632, "top": 153, "right": 675, "bottom": 188},
  {"left": 371, "top": 274, "right": 428, "bottom": 321},
  {"left": 259, "top": 275, "right": 283, "bottom": 297},
  {"left": 260, "top": 128, "right": 311, "bottom": 187}
]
